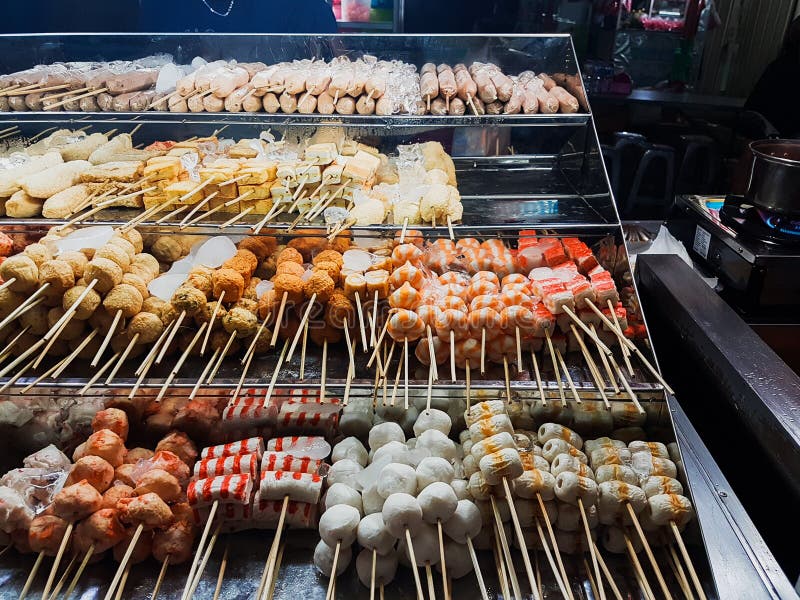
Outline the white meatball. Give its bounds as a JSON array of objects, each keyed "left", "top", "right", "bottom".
[
  {"left": 585, "top": 437, "right": 627, "bottom": 455},
  {"left": 382, "top": 493, "right": 423, "bottom": 538},
  {"left": 467, "top": 471, "right": 491, "bottom": 501},
  {"left": 415, "top": 457, "right": 454, "bottom": 491},
  {"left": 401, "top": 522, "right": 440, "bottom": 566},
  {"left": 597, "top": 481, "right": 647, "bottom": 526},
  {"left": 470, "top": 431, "right": 516, "bottom": 462},
  {"left": 551, "top": 454, "right": 595, "bottom": 479},
  {"left": 339, "top": 410, "right": 373, "bottom": 438},
  {"left": 442, "top": 499, "right": 481, "bottom": 543},
  {"left": 362, "top": 483, "right": 385, "bottom": 516},
  {"left": 436, "top": 539, "right": 473, "bottom": 579},
  {"left": 554, "top": 472, "right": 598, "bottom": 506},
  {"left": 538, "top": 423, "right": 583, "bottom": 449},
  {"left": 595, "top": 464, "right": 639, "bottom": 486},
  {"left": 332, "top": 437, "right": 369, "bottom": 467},
  {"left": 357, "top": 513, "right": 396, "bottom": 556},
  {"left": 324, "top": 483, "right": 363, "bottom": 515},
  {"left": 371, "top": 440, "right": 409, "bottom": 465},
  {"left": 631, "top": 454, "right": 677, "bottom": 479},
  {"left": 377, "top": 463, "right": 417, "bottom": 499},
  {"left": 313, "top": 539, "right": 353, "bottom": 576},
  {"left": 479, "top": 448, "right": 523, "bottom": 486},
  {"left": 319, "top": 504, "right": 361, "bottom": 548},
  {"left": 601, "top": 525, "right": 642, "bottom": 554},
  {"left": 468, "top": 414, "right": 513, "bottom": 443},
  {"left": 369, "top": 422, "right": 405, "bottom": 451},
  {"left": 542, "top": 438, "right": 587, "bottom": 464},
  {"left": 416, "top": 429, "right": 456, "bottom": 461},
  {"left": 326, "top": 459, "right": 364, "bottom": 489},
  {"left": 450, "top": 479, "right": 470, "bottom": 501},
  {"left": 642, "top": 476, "right": 684, "bottom": 498},
  {"left": 462, "top": 454, "right": 478, "bottom": 477},
  {"left": 413, "top": 409, "right": 452, "bottom": 437},
  {"left": 514, "top": 469, "right": 555, "bottom": 501},
  {"left": 356, "top": 547, "right": 398, "bottom": 587},
  {"left": 628, "top": 440, "right": 670, "bottom": 459},
  {"left": 418, "top": 482, "right": 458, "bottom": 524},
  {"left": 647, "top": 493, "right": 693, "bottom": 527}
]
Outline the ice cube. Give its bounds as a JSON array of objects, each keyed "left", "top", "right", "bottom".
[
  {"left": 54, "top": 226, "right": 114, "bottom": 254},
  {"left": 323, "top": 207, "right": 348, "bottom": 225},
  {"left": 342, "top": 249, "right": 373, "bottom": 272},
  {"left": 301, "top": 269, "right": 314, "bottom": 282},
  {"left": 255, "top": 279, "right": 274, "bottom": 299},
  {"left": 156, "top": 63, "right": 181, "bottom": 94},
  {"left": 193, "top": 236, "right": 237, "bottom": 268},
  {"left": 168, "top": 256, "right": 193, "bottom": 274},
  {"left": 148, "top": 273, "right": 188, "bottom": 301}
]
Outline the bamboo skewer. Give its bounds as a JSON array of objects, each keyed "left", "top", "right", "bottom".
[
  {"left": 490, "top": 497, "right": 522, "bottom": 600},
  {"left": 189, "top": 346, "right": 220, "bottom": 400},
  {"left": 530, "top": 350, "right": 546, "bottom": 405},
  {"left": 62, "top": 543, "right": 95, "bottom": 600},
  {"left": 104, "top": 333, "right": 139, "bottom": 385},
  {"left": 578, "top": 498, "right": 606, "bottom": 600},
  {"left": 625, "top": 533, "right": 656, "bottom": 600},
  {"left": 185, "top": 523, "right": 222, "bottom": 600},
  {"left": 556, "top": 347, "right": 581, "bottom": 404},
  {"left": 212, "top": 542, "right": 230, "bottom": 600},
  {"left": 47, "top": 553, "right": 77, "bottom": 600},
  {"left": 157, "top": 322, "right": 208, "bottom": 401},
  {"left": 536, "top": 493, "right": 573, "bottom": 599},
  {"left": 671, "top": 521, "right": 707, "bottom": 600},
  {"left": 91, "top": 309, "right": 123, "bottom": 367},
  {"left": 533, "top": 516, "right": 572, "bottom": 600},
  {"left": 570, "top": 323, "right": 610, "bottom": 407},
  {"left": 627, "top": 504, "right": 674, "bottom": 600},
  {"left": 501, "top": 479, "right": 541, "bottom": 600},
  {"left": 18, "top": 550, "right": 44, "bottom": 600},
  {"left": 151, "top": 556, "right": 170, "bottom": 600},
  {"left": 593, "top": 542, "right": 625, "bottom": 600},
  {"left": 104, "top": 524, "right": 143, "bottom": 600},
  {"left": 201, "top": 290, "right": 224, "bottom": 355},
  {"left": 544, "top": 328, "right": 566, "bottom": 405},
  {"left": 78, "top": 351, "right": 120, "bottom": 395},
  {"left": 591, "top": 324, "right": 619, "bottom": 394},
  {"left": 40, "top": 522, "right": 74, "bottom": 600},
  {"left": 465, "top": 537, "right": 490, "bottom": 600}
]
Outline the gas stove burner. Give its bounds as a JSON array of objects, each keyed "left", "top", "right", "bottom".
[
  {"left": 719, "top": 195, "right": 800, "bottom": 246},
  {"left": 756, "top": 208, "right": 800, "bottom": 237}
]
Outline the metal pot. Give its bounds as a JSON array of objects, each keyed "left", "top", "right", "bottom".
[{"left": 746, "top": 139, "right": 800, "bottom": 216}]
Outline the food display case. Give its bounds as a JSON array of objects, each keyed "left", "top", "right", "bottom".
[{"left": 0, "top": 34, "right": 793, "bottom": 600}]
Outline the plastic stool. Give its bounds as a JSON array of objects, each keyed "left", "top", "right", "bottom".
[
  {"left": 626, "top": 143, "right": 675, "bottom": 218},
  {"left": 676, "top": 134, "right": 720, "bottom": 194},
  {"left": 601, "top": 132, "right": 647, "bottom": 206}
]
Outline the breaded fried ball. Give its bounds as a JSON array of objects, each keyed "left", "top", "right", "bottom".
[
  {"left": 112, "top": 332, "right": 146, "bottom": 359},
  {"left": 127, "top": 312, "right": 164, "bottom": 345},
  {"left": 84, "top": 257, "right": 123, "bottom": 294},
  {"left": 194, "top": 301, "right": 227, "bottom": 328},
  {"left": 325, "top": 291, "right": 355, "bottom": 328},
  {"left": 46, "top": 307, "right": 85, "bottom": 341},
  {"left": 121, "top": 273, "right": 149, "bottom": 300},
  {"left": 235, "top": 298, "right": 258, "bottom": 314},
  {"left": 329, "top": 234, "right": 352, "bottom": 254},
  {"left": 237, "top": 238, "right": 270, "bottom": 262},
  {"left": 222, "top": 256, "right": 254, "bottom": 287},
  {"left": 0, "top": 255, "right": 39, "bottom": 292},
  {"left": 0, "top": 288, "right": 23, "bottom": 320},
  {"left": 24, "top": 243, "right": 53, "bottom": 267},
  {"left": 18, "top": 303, "right": 50, "bottom": 335},
  {"left": 151, "top": 237, "right": 184, "bottom": 263},
  {"left": 108, "top": 236, "right": 136, "bottom": 260},
  {"left": 313, "top": 249, "right": 344, "bottom": 268},
  {"left": 65, "top": 456, "right": 114, "bottom": 493},
  {"left": 276, "top": 247, "right": 303, "bottom": 267},
  {"left": 243, "top": 277, "right": 261, "bottom": 301},
  {"left": 157, "top": 303, "right": 180, "bottom": 327},
  {"left": 258, "top": 288, "right": 279, "bottom": 320},
  {"left": 70, "top": 334, "right": 102, "bottom": 360},
  {"left": 58, "top": 251, "right": 89, "bottom": 279},
  {"left": 171, "top": 285, "right": 207, "bottom": 315},
  {"left": 186, "top": 272, "right": 213, "bottom": 299},
  {"left": 95, "top": 245, "right": 131, "bottom": 270},
  {"left": 234, "top": 249, "right": 258, "bottom": 273},
  {"left": 288, "top": 236, "right": 327, "bottom": 262},
  {"left": 313, "top": 260, "right": 340, "bottom": 281},
  {"left": 131, "top": 254, "right": 160, "bottom": 279},
  {"left": 38, "top": 260, "right": 75, "bottom": 295},
  {"left": 304, "top": 271, "right": 335, "bottom": 303},
  {"left": 209, "top": 329, "right": 242, "bottom": 354},
  {"left": 88, "top": 307, "right": 115, "bottom": 334},
  {"left": 103, "top": 284, "right": 144, "bottom": 319},
  {"left": 141, "top": 296, "right": 165, "bottom": 315},
  {"left": 273, "top": 273, "right": 304, "bottom": 305},
  {"left": 212, "top": 268, "right": 244, "bottom": 303},
  {"left": 222, "top": 306, "right": 259, "bottom": 338},
  {"left": 251, "top": 325, "right": 274, "bottom": 355},
  {"left": 276, "top": 261, "right": 305, "bottom": 278},
  {"left": 120, "top": 229, "right": 144, "bottom": 253},
  {"left": 62, "top": 284, "right": 101, "bottom": 320}
]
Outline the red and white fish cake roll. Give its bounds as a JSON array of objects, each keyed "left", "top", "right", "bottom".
[
  {"left": 193, "top": 453, "right": 260, "bottom": 479},
  {"left": 261, "top": 451, "right": 324, "bottom": 474},
  {"left": 187, "top": 474, "right": 253, "bottom": 508},
  {"left": 277, "top": 409, "right": 338, "bottom": 435},
  {"left": 286, "top": 389, "right": 341, "bottom": 404},
  {"left": 253, "top": 498, "right": 318, "bottom": 529},
  {"left": 259, "top": 470, "right": 323, "bottom": 504},
  {"left": 200, "top": 437, "right": 265, "bottom": 460},
  {"left": 281, "top": 400, "right": 341, "bottom": 416},
  {"left": 222, "top": 405, "right": 276, "bottom": 427}
]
